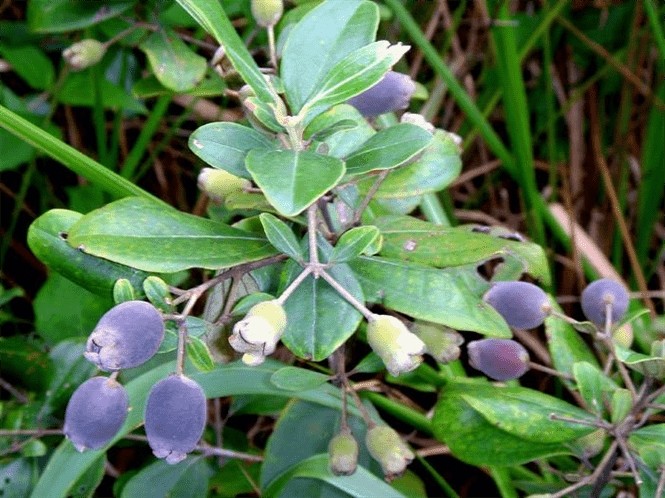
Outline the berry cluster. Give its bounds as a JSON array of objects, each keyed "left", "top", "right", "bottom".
[
  {"left": 63, "top": 300, "right": 207, "bottom": 464},
  {"left": 468, "top": 278, "right": 630, "bottom": 381}
]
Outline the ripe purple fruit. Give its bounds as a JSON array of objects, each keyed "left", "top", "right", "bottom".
[
  {"left": 467, "top": 338, "right": 530, "bottom": 381},
  {"left": 85, "top": 300, "right": 164, "bottom": 371},
  {"left": 483, "top": 281, "right": 550, "bottom": 329},
  {"left": 144, "top": 375, "right": 207, "bottom": 464},
  {"left": 63, "top": 376, "right": 129, "bottom": 451},
  {"left": 347, "top": 71, "right": 416, "bottom": 117},
  {"left": 581, "top": 278, "right": 629, "bottom": 326}
]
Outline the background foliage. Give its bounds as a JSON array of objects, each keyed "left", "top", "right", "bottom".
[{"left": 0, "top": 0, "right": 664, "bottom": 497}]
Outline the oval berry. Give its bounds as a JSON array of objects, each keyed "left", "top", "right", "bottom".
[
  {"left": 347, "top": 71, "right": 416, "bottom": 117},
  {"left": 85, "top": 300, "right": 164, "bottom": 371},
  {"left": 484, "top": 281, "right": 549, "bottom": 329},
  {"left": 63, "top": 376, "right": 129, "bottom": 451},
  {"left": 467, "top": 338, "right": 530, "bottom": 381},
  {"left": 581, "top": 279, "right": 629, "bottom": 326},
  {"left": 144, "top": 375, "right": 207, "bottom": 464}
]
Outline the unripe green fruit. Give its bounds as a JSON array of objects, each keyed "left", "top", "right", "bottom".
[
  {"left": 347, "top": 71, "right": 416, "bottom": 117},
  {"left": 367, "top": 315, "right": 425, "bottom": 376},
  {"left": 62, "top": 39, "right": 106, "bottom": 71},
  {"left": 85, "top": 300, "right": 164, "bottom": 371},
  {"left": 64, "top": 376, "right": 128, "bottom": 452},
  {"left": 251, "top": 0, "right": 283, "bottom": 28},
  {"left": 144, "top": 375, "right": 207, "bottom": 464},
  {"left": 581, "top": 278, "right": 629, "bottom": 326},
  {"left": 247, "top": 300, "right": 287, "bottom": 333},
  {"left": 365, "top": 425, "right": 414, "bottom": 479},
  {"left": 328, "top": 430, "right": 359, "bottom": 476},
  {"left": 197, "top": 168, "right": 250, "bottom": 202},
  {"left": 484, "top": 281, "right": 550, "bottom": 329},
  {"left": 467, "top": 338, "right": 530, "bottom": 381}
]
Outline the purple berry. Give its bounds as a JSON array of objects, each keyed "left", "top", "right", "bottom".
[
  {"left": 347, "top": 71, "right": 416, "bottom": 117},
  {"left": 467, "top": 338, "right": 530, "bottom": 381},
  {"left": 144, "top": 375, "right": 207, "bottom": 464},
  {"left": 581, "top": 279, "right": 629, "bottom": 326},
  {"left": 484, "top": 281, "right": 549, "bottom": 329},
  {"left": 85, "top": 300, "right": 164, "bottom": 371},
  {"left": 63, "top": 376, "right": 129, "bottom": 451}
]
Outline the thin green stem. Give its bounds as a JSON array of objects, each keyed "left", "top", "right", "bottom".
[
  {"left": 360, "top": 391, "right": 432, "bottom": 435},
  {"left": 489, "top": 467, "right": 519, "bottom": 498},
  {"left": 415, "top": 454, "right": 460, "bottom": 498},
  {"left": 121, "top": 94, "right": 172, "bottom": 180}
]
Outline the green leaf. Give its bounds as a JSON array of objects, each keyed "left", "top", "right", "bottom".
[
  {"left": 306, "top": 104, "right": 375, "bottom": 159},
  {"left": 330, "top": 226, "right": 380, "bottom": 263},
  {"left": 187, "top": 336, "right": 215, "bottom": 372},
  {"left": 270, "top": 367, "right": 329, "bottom": 391},
  {"left": 142, "top": 276, "right": 172, "bottom": 312},
  {"left": 189, "top": 122, "right": 274, "bottom": 179},
  {"left": 40, "top": 340, "right": 96, "bottom": 419},
  {"left": 457, "top": 382, "right": 597, "bottom": 443},
  {"left": 139, "top": 29, "right": 207, "bottom": 92},
  {"left": 614, "top": 344, "right": 665, "bottom": 378},
  {"left": 27, "top": 209, "right": 149, "bottom": 298},
  {"left": 264, "top": 454, "right": 406, "bottom": 498},
  {"left": 349, "top": 256, "right": 512, "bottom": 337},
  {"left": 175, "top": 0, "right": 275, "bottom": 103},
  {"left": 33, "top": 273, "right": 111, "bottom": 344},
  {"left": 113, "top": 279, "right": 136, "bottom": 304},
  {"left": 0, "top": 459, "right": 35, "bottom": 497},
  {"left": 132, "top": 71, "right": 226, "bottom": 98},
  {"left": 301, "top": 41, "right": 410, "bottom": 122},
  {"left": 121, "top": 457, "right": 210, "bottom": 498},
  {"left": 69, "top": 456, "right": 105, "bottom": 498},
  {"left": 27, "top": 0, "right": 135, "bottom": 32},
  {"left": 32, "top": 361, "right": 367, "bottom": 498},
  {"left": 66, "top": 197, "right": 278, "bottom": 272},
  {"left": 246, "top": 149, "right": 345, "bottom": 217},
  {"left": 259, "top": 213, "right": 304, "bottom": 262},
  {"left": 432, "top": 381, "right": 587, "bottom": 466},
  {"left": 0, "top": 44, "right": 54, "bottom": 90},
  {"left": 545, "top": 302, "right": 599, "bottom": 384},
  {"left": 357, "top": 129, "right": 462, "bottom": 198},
  {"left": 0, "top": 336, "right": 53, "bottom": 391},
  {"left": 345, "top": 124, "right": 432, "bottom": 176},
  {"left": 281, "top": 257, "right": 364, "bottom": 361},
  {"left": 280, "top": 0, "right": 379, "bottom": 113},
  {"left": 374, "top": 216, "right": 551, "bottom": 285},
  {"left": 630, "top": 424, "right": 665, "bottom": 469},
  {"left": 611, "top": 388, "right": 632, "bottom": 425},
  {"left": 572, "top": 361, "right": 617, "bottom": 416}
]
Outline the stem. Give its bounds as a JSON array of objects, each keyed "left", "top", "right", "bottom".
[
  {"left": 319, "top": 270, "right": 374, "bottom": 320},
  {"left": 267, "top": 25, "right": 277, "bottom": 68},
  {"left": 276, "top": 267, "right": 313, "bottom": 306},
  {"left": 307, "top": 205, "right": 320, "bottom": 272},
  {"left": 176, "top": 320, "right": 188, "bottom": 376},
  {"left": 656, "top": 467, "right": 665, "bottom": 498}
]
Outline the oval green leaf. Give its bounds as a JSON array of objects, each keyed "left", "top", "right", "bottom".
[
  {"left": 375, "top": 215, "right": 551, "bottom": 286},
  {"left": 27, "top": 209, "right": 149, "bottom": 298},
  {"left": 66, "top": 197, "right": 278, "bottom": 272},
  {"left": 246, "top": 149, "right": 345, "bottom": 217},
  {"left": 259, "top": 213, "right": 304, "bottom": 262},
  {"left": 140, "top": 28, "right": 207, "bottom": 92},
  {"left": 189, "top": 122, "right": 274, "bottom": 179},
  {"left": 330, "top": 226, "right": 380, "bottom": 263},
  {"left": 349, "top": 256, "right": 512, "bottom": 337},
  {"left": 280, "top": 0, "right": 379, "bottom": 113},
  {"left": 345, "top": 124, "right": 432, "bottom": 176}
]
